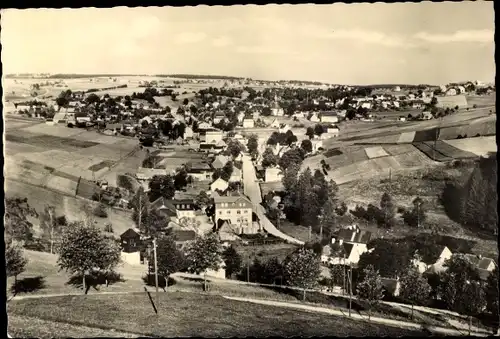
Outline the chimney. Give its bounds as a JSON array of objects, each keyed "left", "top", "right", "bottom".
[{"left": 350, "top": 231, "right": 356, "bottom": 242}]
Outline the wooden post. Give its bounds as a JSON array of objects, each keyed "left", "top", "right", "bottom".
[
  {"left": 348, "top": 264, "right": 352, "bottom": 317},
  {"left": 153, "top": 238, "right": 159, "bottom": 311},
  {"left": 308, "top": 226, "right": 312, "bottom": 242}
]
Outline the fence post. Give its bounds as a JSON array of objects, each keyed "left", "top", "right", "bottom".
[{"left": 76, "top": 176, "right": 82, "bottom": 197}]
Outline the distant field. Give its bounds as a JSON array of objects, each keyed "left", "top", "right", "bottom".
[
  {"left": 412, "top": 142, "right": 452, "bottom": 162},
  {"left": 444, "top": 136, "right": 497, "bottom": 157},
  {"left": 466, "top": 94, "right": 496, "bottom": 108}
]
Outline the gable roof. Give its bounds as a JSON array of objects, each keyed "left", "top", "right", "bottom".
[
  {"left": 211, "top": 177, "right": 229, "bottom": 187},
  {"left": 213, "top": 192, "right": 251, "bottom": 205},
  {"left": 120, "top": 228, "right": 141, "bottom": 239},
  {"left": 336, "top": 229, "right": 372, "bottom": 244},
  {"left": 173, "top": 230, "right": 197, "bottom": 242}
]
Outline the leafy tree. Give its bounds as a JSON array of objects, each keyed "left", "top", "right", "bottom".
[
  {"left": 283, "top": 247, "right": 321, "bottom": 300},
  {"left": 226, "top": 140, "right": 244, "bottom": 159},
  {"left": 222, "top": 245, "right": 242, "bottom": 278},
  {"left": 93, "top": 203, "right": 108, "bottom": 218},
  {"left": 356, "top": 265, "right": 385, "bottom": 320},
  {"left": 300, "top": 139, "right": 313, "bottom": 153},
  {"left": 57, "top": 223, "right": 121, "bottom": 293},
  {"left": 246, "top": 134, "right": 259, "bottom": 157},
  {"left": 314, "top": 124, "right": 325, "bottom": 136},
  {"left": 484, "top": 268, "right": 499, "bottom": 318},
  {"left": 399, "top": 266, "right": 432, "bottom": 319},
  {"left": 262, "top": 257, "right": 284, "bottom": 284},
  {"left": 185, "top": 232, "right": 224, "bottom": 291},
  {"left": 329, "top": 264, "right": 347, "bottom": 290},
  {"left": 183, "top": 98, "right": 189, "bottom": 105},
  {"left": 358, "top": 240, "right": 412, "bottom": 279},
  {"left": 279, "top": 148, "right": 304, "bottom": 170},
  {"left": 402, "top": 196, "right": 427, "bottom": 228},
  {"left": 6, "top": 240, "right": 28, "bottom": 283},
  {"left": 285, "top": 131, "right": 298, "bottom": 146},
  {"left": 39, "top": 205, "right": 64, "bottom": 254},
  {"left": 152, "top": 234, "right": 186, "bottom": 291},
  {"left": 174, "top": 168, "right": 189, "bottom": 191},
  {"left": 306, "top": 126, "right": 315, "bottom": 139},
  {"left": 261, "top": 147, "right": 279, "bottom": 168},
  {"left": 335, "top": 202, "right": 348, "bottom": 216},
  {"left": 195, "top": 191, "right": 213, "bottom": 208},
  {"left": 319, "top": 198, "right": 337, "bottom": 239},
  {"left": 282, "top": 162, "right": 300, "bottom": 192},
  {"left": 440, "top": 254, "right": 481, "bottom": 310},
  {"left": 4, "top": 197, "right": 38, "bottom": 243},
  {"left": 379, "top": 192, "right": 396, "bottom": 228},
  {"left": 148, "top": 175, "right": 176, "bottom": 202}
]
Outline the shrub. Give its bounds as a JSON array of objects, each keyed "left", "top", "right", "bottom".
[{"left": 93, "top": 204, "right": 108, "bottom": 218}]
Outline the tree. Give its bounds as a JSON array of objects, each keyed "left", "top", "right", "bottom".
[
  {"left": 379, "top": 192, "right": 396, "bottom": 228},
  {"left": 261, "top": 147, "right": 279, "bottom": 168},
  {"left": 430, "top": 97, "right": 438, "bottom": 106},
  {"left": 283, "top": 247, "right": 321, "bottom": 300},
  {"left": 285, "top": 131, "right": 298, "bottom": 146},
  {"left": 356, "top": 265, "right": 385, "bottom": 320},
  {"left": 4, "top": 197, "right": 38, "bottom": 243},
  {"left": 174, "top": 168, "right": 189, "bottom": 191},
  {"left": 247, "top": 134, "right": 259, "bottom": 157},
  {"left": 282, "top": 162, "right": 300, "bottom": 192},
  {"left": 183, "top": 98, "right": 189, "bottom": 105},
  {"left": 346, "top": 109, "right": 356, "bottom": 120},
  {"left": 57, "top": 223, "right": 121, "bottom": 293},
  {"left": 93, "top": 203, "right": 108, "bottom": 218},
  {"left": 6, "top": 240, "right": 28, "bottom": 283},
  {"left": 319, "top": 198, "right": 337, "bottom": 239},
  {"left": 314, "top": 124, "right": 324, "bottom": 136},
  {"left": 358, "top": 240, "right": 412, "bottom": 279},
  {"left": 195, "top": 191, "right": 213, "bottom": 209},
  {"left": 222, "top": 245, "right": 242, "bottom": 278},
  {"left": 402, "top": 196, "right": 427, "bottom": 228},
  {"left": 300, "top": 139, "right": 313, "bottom": 153},
  {"left": 148, "top": 175, "right": 176, "bottom": 202},
  {"left": 306, "top": 126, "right": 315, "bottom": 139},
  {"left": 279, "top": 148, "right": 304, "bottom": 170},
  {"left": 153, "top": 234, "right": 185, "bottom": 291},
  {"left": 484, "top": 268, "right": 499, "bottom": 318},
  {"left": 185, "top": 232, "right": 223, "bottom": 291},
  {"left": 226, "top": 140, "right": 244, "bottom": 159},
  {"left": 399, "top": 266, "right": 432, "bottom": 319},
  {"left": 39, "top": 205, "right": 64, "bottom": 254},
  {"left": 335, "top": 202, "right": 348, "bottom": 216}
]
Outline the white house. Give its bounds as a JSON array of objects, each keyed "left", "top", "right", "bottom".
[
  {"left": 229, "top": 167, "right": 242, "bottom": 183},
  {"left": 271, "top": 107, "right": 284, "bottom": 116},
  {"left": 326, "top": 126, "right": 340, "bottom": 136},
  {"left": 394, "top": 86, "right": 401, "bottom": 92},
  {"left": 278, "top": 124, "right": 291, "bottom": 134},
  {"left": 360, "top": 102, "right": 372, "bottom": 110},
  {"left": 424, "top": 246, "right": 453, "bottom": 275},
  {"left": 205, "top": 130, "right": 224, "bottom": 144},
  {"left": 320, "top": 112, "right": 339, "bottom": 123},
  {"left": 237, "top": 112, "right": 246, "bottom": 123},
  {"left": 321, "top": 226, "right": 372, "bottom": 266},
  {"left": 210, "top": 178, "right": 229, "bottom": 192},
  {"left": 243, "top": 119, "right": 255, "bottom": 128},
  {"left": 398, "top": 116, "right": 407, "bottom": 122},
  {"left": 184, "top": 126, "right": 194, "bottom": 139},
  {"left": 265, "top": 167, "right": 283, "bottom": 182},
  {"left": 309, "top": 113, "right": 320, "bottom": 123},
  {"left": 446, "top": 88, "right": 457, "bottom": 96}
]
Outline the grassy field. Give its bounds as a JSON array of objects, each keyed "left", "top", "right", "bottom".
[
  {"left": 444, "top": 136, "right": 496, "bottom": 157},
  {"left": 5, "top": 179, "right": 135, "bottom": 237},
  {"left": 7, "top": 292, "right": 430, "bottom": 337}
]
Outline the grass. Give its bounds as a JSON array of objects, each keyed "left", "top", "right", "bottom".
[{"left": 7, "top": 292, "right": 430, "bottom": 337}]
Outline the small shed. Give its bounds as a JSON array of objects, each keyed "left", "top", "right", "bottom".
[{"left": 120, "top": 228, "right": 142, "bottom": 253}]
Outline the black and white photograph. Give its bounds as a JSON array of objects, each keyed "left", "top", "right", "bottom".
[{"left": 2, "top": 2, "right": 497, "bottom": 337}]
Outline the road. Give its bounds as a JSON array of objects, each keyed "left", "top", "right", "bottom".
[
  {"left": 241, "top": 154, "right": 304, "bottom": 245},
  {"left": 223, "top": 296, "right": 491, "bottom": 336}
]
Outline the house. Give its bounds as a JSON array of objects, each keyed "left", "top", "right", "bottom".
[
  {"left": 120, "top": 228, "right": 142, "bottom": 253},
  {"left": 464, "top": 254, "right": 496, "bottom": 281},
  {"left": 270, "top": 118, "right": 280, "bottom": 128},
  {"left": 265, "top": 167, "right": 283, "bottom": 182},
  {"left": 217, "top": 220, "right": 241, "bottom": 243},
  {"left": 212, "top": 155, "right": 230, "bottom": 169},
  {"left": 393, "top": 101, "right": 400, "bottom": 108},
  {"left": 360, "top": 102, "right": 372, "bottom": 110},
  {"left": 457, "top": 86, "right": 466, "bottom": 94},
  {"left": 213, "top": 192, "right": 253, "bottom": 233},
  {"left": 151, "top": 197, "right": 197, "bottom": 219},
  {"left": 311, "top": 139, "right": 323, "bottom": 152},
  {"left": 172, "top": 229, "right": 197, "bottom": 249},
  {"left": 381, "top": 277, "right": 401, "bottom": 297},
  {"left": 293, "top": 112, "right": 305, "bottom": 119},
  {"left": 237, "top": 112, "right": 246, "bottom": 123},
  {"left": 205, "top": 130, "right": 224, "bottom": 144},
  {"left": 243, "top": 119, "right": 255, "bottom": 128},
  {"left": 424, "top": 246, "right": 453, "bottom": 275},
  {"left": 398, "top": 116, "right": 406, "bottom": 122},
  {"left": 271, "top": 107, "right": 284, "bottom": 116},
  {"left": 136, "top": 168, "right": 167, "bottom": 181},
  {"left": 422, "top": 111, "right": 433, "bottom": 120},
  {"left": 210, "top": 178, "right": 229, "bottom": 192},
  {"left": 229, "top": 167, "right": 242, "bottom": 183},
  {"left": 412, "top": 100, "right": 425, "bottom": 109},
  {"left": 198, "top": 122, "right": 212, "bottom": 130},
  {"left": 309, "top": 113, "right": 320, "bottom": 122},
  {"left": 394, "top": 86, "right": 401, "bottom": 92},
  {"left": 321, "top": 225, "right": 372, "bottom": 266},
  {"left": 446, "top": 88, "right": 457, "bottom": 96},
  {"left": 184, "top": 126, "right": 194, "bottom": 139},
  {"left": 252, "top": 111, "right": 260, "bottom": 120},
  {"left": 320, "top": 111, "right": 339, "bottom": 123},
  {"left": 187, "top": 162, "right": 213, "bottom": 181},
  {"left": 326, "top": 125, "right": 340, "bottom": 137},
  {"left": 278, "top": 124, "right": 291, "bottom": 134},
  {"left": 213, "top": 113, "right": 225, "bottom": 124}
]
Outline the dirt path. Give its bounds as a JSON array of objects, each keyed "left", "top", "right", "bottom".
[{"left": 223, "top": 296, "right": 490, "bottom": 336}]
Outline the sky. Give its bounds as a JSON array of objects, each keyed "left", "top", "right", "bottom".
[{"left": 0, "top": 3, "right": 495, "bottom": 85}]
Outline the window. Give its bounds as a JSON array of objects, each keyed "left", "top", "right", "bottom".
[
  {"left": 237, "top": 210, "right": 241, "bottom": 214},
  {"left": 244, "top": 210, "right": 249, "bottom": 213},
  {"left": 227, "top": 210, "right": 231, "bottom": 214},
  {"left": 219, "top": 211, "right": 222, "bottom": 215}
]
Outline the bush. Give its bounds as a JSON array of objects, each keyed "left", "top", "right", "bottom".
[
  {"left": 93, "top": 204, "right": 108, "bottom": 218},
  {"left": 104, "top": 223, "right": 114, "bottom": 233}
]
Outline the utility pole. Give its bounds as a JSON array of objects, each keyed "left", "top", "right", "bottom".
[
  {"left": 348, "top": 263, "right": 353, "bottom": 317},
  {"left": 247, "top": 254, "right": 250, "bottom": 283},
  {"left": 49, "top": 207, "right": 54, "bottom": 254},
  {"left": 308, "top": 226, "right": 312, "bottom": 242},
  {"left": 153, "top": 238, "right": 159, "bottom": 310}
]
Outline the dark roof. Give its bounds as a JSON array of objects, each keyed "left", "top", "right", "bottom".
[
  {"left": 328, "top": 242, "right": 355, "bottom": 258},
  {"left": 478, "top": 258, "right": 495, "bottom": 270},
  {"left": 381, "top": 278, "right": 399, "bottom": 295},
  {"left": 336, "top": 229, "right": 372, "bottom": 244},
  {"left": 321, "top": 111, "right": 338, "bottom": 116},
  {"left": 120, "top": 228, "right": 140, "bottom": 239},
  {"left": 174, "top": 230, "right": 197, "bottom": 242}
]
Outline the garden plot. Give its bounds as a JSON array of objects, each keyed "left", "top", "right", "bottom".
[
  {"left": 4, "top": 141, "right": 48, "bottom": 157},
  {"left": 4, "top": 120, "right": 35, "bottom": 131},
  {"left": 462, "top": 120, "right": 496, "bottom": 137},
  {"left": 444, "top": 136, "right": 497, "bottom": 157},
  {"left": 21, "top": 124, "right": 85, "bottom": 138},
  {"left": 423, "top": 141, "right": 477, "bottom": 159},
  {"left": 325, "top": 147, "right": 369, "bottom": 168},
  {"left": 413, "top": 142, "right": 452, "bottom": 162},
  {"left": 382, "top": 144, "right": 417, "bottom": 156},
  {"left": 45, "top": 175, "right": 78, "bottom": 196},
  {"left": 356, "top": 134, "right": 401, "bottom": 144},
  {"left": 393, "top": 150, "right": 436, "bottom": 168},
  {"left": 71, "top": 132, "right": 121, "bottom": 145},
  {"left": 397, "top": 131, "right": 416, "bottom": 143},
  {"left": 438, "top": 125, "right": 469, "bottom": 140},
  {"left": 4, "top": 158, "right": 53, "bottom": 187},
  {"left": 413, "top": 128, "right": 439, "bottom": 142},
  {"left": 364, "top": 146, "right": 389, "bottom": 159}
]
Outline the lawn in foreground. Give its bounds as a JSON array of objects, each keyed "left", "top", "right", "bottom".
[{"left": 8, "top": 292, "right": 429, "bottom": 337}]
